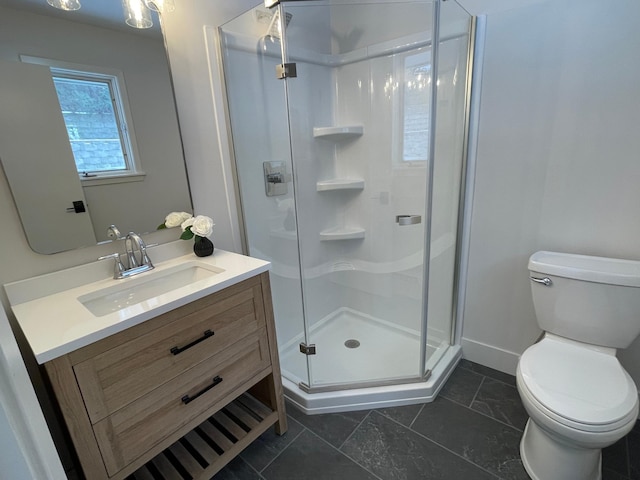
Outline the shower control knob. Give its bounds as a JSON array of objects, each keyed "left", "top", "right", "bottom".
[{"left": 267, "top": 173, "right": 284, "bottom": 184}]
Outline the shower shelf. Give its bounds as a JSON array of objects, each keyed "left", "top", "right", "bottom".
[
  {"left": 319, "top": 227, "right": 366, "bottom": 241},
  {"left": 316, "top": 178, "right": 365, "bottom": 192},
  {"left": 313, "top": 125, "right": 364, "bottom": 140}
]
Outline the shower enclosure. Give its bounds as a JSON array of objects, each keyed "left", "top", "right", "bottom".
[{"left": 220, "top": 0, "right": 473, "bottom": 413}]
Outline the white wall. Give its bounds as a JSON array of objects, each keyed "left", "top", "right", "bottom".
[
  {"left": 0, "top": 406, "right": 31, "bottom": 479},
  {"left": 0, "top": 307, "right": 66, "bottom": 479},
  {"left": 459, "top": 0, "right": 640, "bottom": 379},
  {"left": 161, "top": 0, "right": 256, "bottom": 254}
]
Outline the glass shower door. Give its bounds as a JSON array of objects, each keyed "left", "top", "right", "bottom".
[
  {"left": 279, "top": 1, "right": 436, "bottom": 390},
  {"left": 219, "top": 11, "right": 312, "bottom": 390}
]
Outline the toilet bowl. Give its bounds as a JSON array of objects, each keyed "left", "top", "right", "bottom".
[
  {"left": 518, "top": 251, "right": 640, "bottom": 480},
  {"left": 517, "top": 334, "right": 638, "bottom": 480}
]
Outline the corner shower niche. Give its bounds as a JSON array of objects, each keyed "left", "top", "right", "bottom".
[
  {"left": 312, "top": 125, "right": 363, "bottom": 140},
  {"left": 316, "top": 179, "right": 364, "bottom": 192},
  {"left": 314, "top": 124, "right": 365, "bottom": 241}
]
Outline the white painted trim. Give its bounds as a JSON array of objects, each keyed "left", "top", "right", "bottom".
[
  {"left": 203, "top": 25, "right": 243, "bottom": 253},
  {"left": 461, "top": 336, "right": 520, "bottom": 375}
]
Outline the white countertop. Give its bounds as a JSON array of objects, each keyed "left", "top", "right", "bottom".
[{"left": 4, "top": 246, "right": 270, "bottom": 364}]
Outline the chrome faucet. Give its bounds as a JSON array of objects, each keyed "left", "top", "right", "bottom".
[
  {"left": 98, "top": 231, "right": 155, "bottom": 279},
  {"left": 106, "top": 224, "right": 123, "bottom": 240}
]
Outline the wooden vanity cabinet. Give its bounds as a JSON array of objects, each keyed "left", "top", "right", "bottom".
[{"left": 44, "top": 272, "right": 287, "bottom": 480}]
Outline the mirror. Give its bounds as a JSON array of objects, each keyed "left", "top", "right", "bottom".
[{"left": 0, "top": 0, "right": 192, "bottom": 254}]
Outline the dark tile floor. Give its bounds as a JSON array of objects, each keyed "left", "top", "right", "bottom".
[{"left": 212, "top": 359, "right": 639, "bottom": 480}]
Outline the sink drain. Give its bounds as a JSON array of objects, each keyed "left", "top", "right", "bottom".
[{"left": 344, "top": 339, "right": 360, "bottom": 349}]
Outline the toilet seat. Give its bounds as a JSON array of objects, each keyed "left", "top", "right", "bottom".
[{"left": 518, "top": 336, "right": 638, "bottom": 433}]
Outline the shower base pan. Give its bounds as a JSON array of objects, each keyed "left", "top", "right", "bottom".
[{"left": 279, "top": 307, "right": 461, "bottom": 414}]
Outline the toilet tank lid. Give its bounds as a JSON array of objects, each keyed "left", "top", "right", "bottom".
[{"left": 529, "top": 251, "right": 640, "bottom": 287}]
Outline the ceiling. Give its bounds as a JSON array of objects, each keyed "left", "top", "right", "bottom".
[{"left": 0, "top": 0, "right": 163, "bottom": 38}]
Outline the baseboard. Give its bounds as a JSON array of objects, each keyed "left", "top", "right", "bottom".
[{"left": 461, "top": 337, "right": 521, "bottom": 376}]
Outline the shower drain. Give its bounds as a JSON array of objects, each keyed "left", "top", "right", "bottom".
[{"left": 344, "top": 339, "right": 360, "bottom": 349}]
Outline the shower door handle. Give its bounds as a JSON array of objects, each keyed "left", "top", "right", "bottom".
[{"left": 396, "top": 215, "right": 421, "bottom": 226}]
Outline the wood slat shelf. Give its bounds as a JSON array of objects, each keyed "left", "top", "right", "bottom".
[{"left": 127, "top": 393, "right": 276, "bottom": 480}]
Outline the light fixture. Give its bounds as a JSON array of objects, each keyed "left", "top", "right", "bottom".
[
  {"left": 143, "top": 0, "right": 175, "bottom": 13},
  {"left": 122, "top": 0, "right": 153, "bottom": 29},
  {"left": 46, "top": 0, "right": 81, "bottom": 11}
]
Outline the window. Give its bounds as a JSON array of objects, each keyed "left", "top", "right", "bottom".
[
  {"left": 51, "top": 69, "right": 137, "bottom": 178},
  {"left": 20, "top": 56, "right": 143, "bottom": 183},
  {"left": 402, "top": 50, "right": 432, "bottom": 163},
  {"left": 52, "top": 72, "right": 127, "bottom": 176}
]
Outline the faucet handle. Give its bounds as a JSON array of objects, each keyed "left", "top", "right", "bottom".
[
  {"left": 98, "top": 253, "right": 126, "bottom": 279},
  {"left": 106, "top": 224, "right": 123, "bottom": 240},
  {"left": 138, "top": 242, "right": 156, "bottom": 269}
]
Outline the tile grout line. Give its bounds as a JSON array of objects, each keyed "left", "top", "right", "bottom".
[
  {"left": 253, "top": 420, "right": 307, "bottom": 476},
  {"left": 408, "top": 403, "right": 427, "bottom": 430},
  {"left": 371, "top": 403, "right": 426, "bottom": 433},
  {"left": 305, "top": 424, "right": 386, "bottom": 480},
  {"left": 463, "top": 374, "right": 525, "bottom": 430},
  {"left": 469, "top": 374, "right": 485, "bottom": 407},
  {"left": 459, "top": 365, "right": 517, "bottom": 389},
  {"left": 369, "top": 410, "right": 502, "bottom": 480},
  {"left": 222, "top": 452, "right": 267, "bottom": 480},
  {"left": 338, "top": 410, "right": 374, "bottom": 451},
  {"left": 409, "top": 425, "right": 503, "bottom": 479},
  {"left": 440, "top": 393, "right": 524, "bottom": 433}
]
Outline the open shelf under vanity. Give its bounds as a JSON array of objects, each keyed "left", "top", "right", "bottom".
[{"left": 127, "top": 392, "right": 275, "bottom": 480}]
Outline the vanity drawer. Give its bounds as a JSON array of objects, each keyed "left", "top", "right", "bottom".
[
  {"left": 73, "top": 278, "right": 266, "bottom": 423},
  {"left": 93, "top": 328, "right": 271, "bottom": 477}
]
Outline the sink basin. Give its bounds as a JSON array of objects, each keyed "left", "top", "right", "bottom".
[{"left": 78, "top": 262, "right": 224, "bottom": 317}]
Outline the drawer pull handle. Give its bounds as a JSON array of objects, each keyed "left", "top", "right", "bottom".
[
  {"left": 170, "top": 330, "right": 214, "bottom": 355},
  {"left": 181, "top": 376, "right": 223, "bottom": 405}
]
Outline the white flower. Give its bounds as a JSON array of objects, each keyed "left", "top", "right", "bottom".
[
  {"left": 164, "top": 211, "right": 192, "bottom": 228},
  {"left": 181, "top": 217, "right": 195, "bottom": 231},
  {"left": 190, "top": 215, "right": 214, "bottom": 237}
]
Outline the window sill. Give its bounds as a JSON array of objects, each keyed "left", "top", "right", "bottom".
[{"left": 80, "top": 172, "right": 146, "bottom": 187}]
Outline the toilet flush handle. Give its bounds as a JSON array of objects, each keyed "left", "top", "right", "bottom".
[{"left": 530, "top": 276, "right": 552, "bottom": 286}]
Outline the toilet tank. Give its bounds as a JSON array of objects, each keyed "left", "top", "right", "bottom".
[{"left": 528, "top": 251, "right": 640, "bottom": 349}]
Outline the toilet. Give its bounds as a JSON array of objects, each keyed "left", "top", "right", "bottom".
[{"left": 517, "top": 251, "right": 640, "bottom": 480}]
